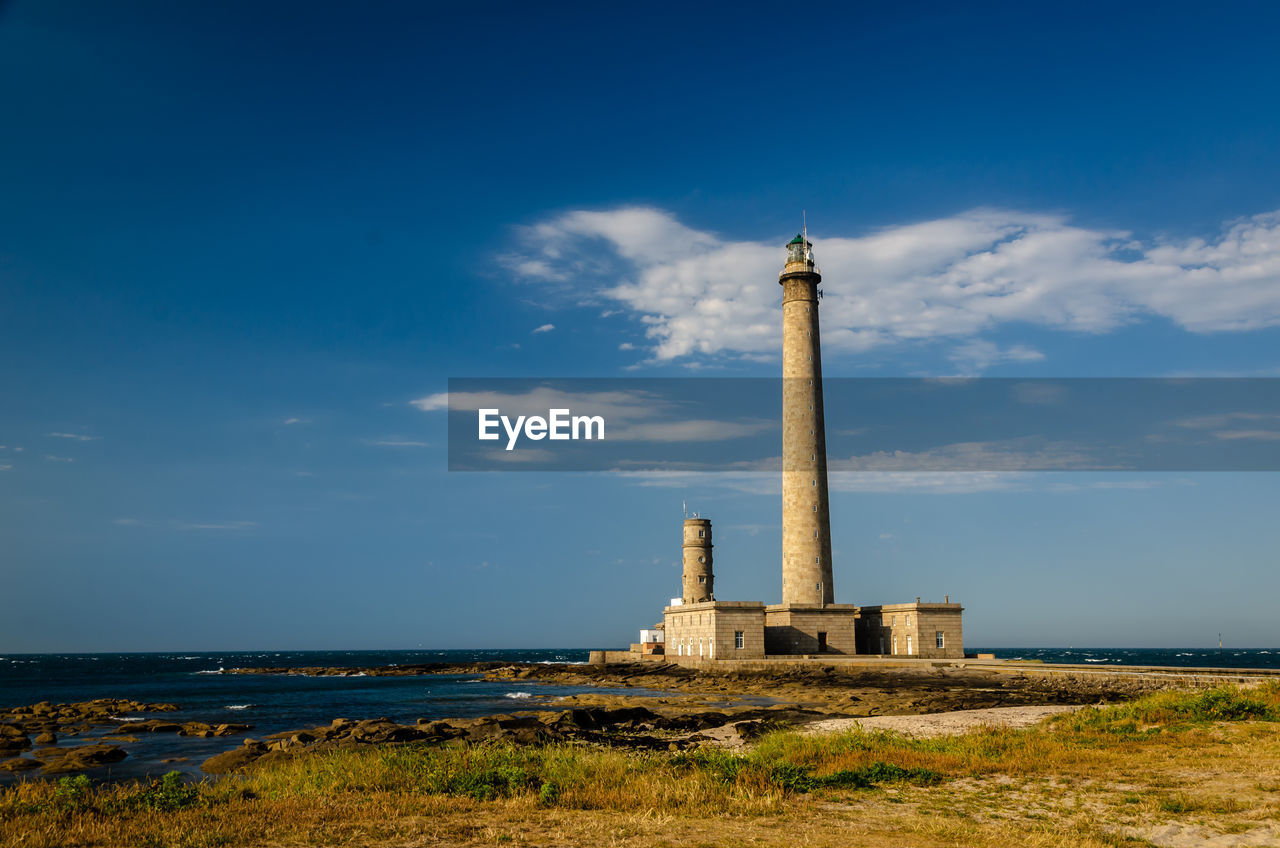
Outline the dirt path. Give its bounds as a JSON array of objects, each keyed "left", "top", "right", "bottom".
[{"left": 803, "top": 704, "right": 1084, "bottom": 737}]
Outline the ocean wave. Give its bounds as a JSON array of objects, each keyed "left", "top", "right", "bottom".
[
  {"left": 194, "top": 667, "right": 225, "bottom": 674},
  {"left": 504, "top": 692, "right": 533, "bottom": 699},
  {"left": 224, "top": 704, "right": 255, "bottom": 711},
  {"left": 110, "top": 716, "right": 145, "bottom": 722}
]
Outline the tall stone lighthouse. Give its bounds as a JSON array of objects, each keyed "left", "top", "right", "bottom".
[
  {"left": 779, "top": 232, "right": 834, "bottom": 606},
  {"left": 652, "top": 224, "right": 965, "bottom": 664}
]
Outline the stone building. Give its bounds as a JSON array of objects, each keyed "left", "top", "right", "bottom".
[{"left": 654, "top": 230, "right": 965, "bottom": 661}]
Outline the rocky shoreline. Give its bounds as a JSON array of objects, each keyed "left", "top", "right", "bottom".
[
  {"left": 2, "top": 661, "right": 1201, "bottom": 779},
  {"left": 0, "top": 699, "right": 251, "bottom": 776}
]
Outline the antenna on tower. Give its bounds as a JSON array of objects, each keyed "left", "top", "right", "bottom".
[
  {"left": 802, "top": 210, "right": 812, "bottom": 262},
  {"left": 682, "top": 499, "right": 687, "bottom": 519}
]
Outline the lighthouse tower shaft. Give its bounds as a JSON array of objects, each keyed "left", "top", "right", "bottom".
[{"left": 780, "top": 236, "right": 834, "bottom": 605}]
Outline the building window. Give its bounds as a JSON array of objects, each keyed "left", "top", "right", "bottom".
[
  {"left": 892, "top": 615, "right": 898, "bottom": 626},
  {"left": 734, "top": 631, "right": 744, "bottom": 649},
  {"left": 812, "top": 504, "right": 817, "bottom": 512},
  {"left": 906, "top": 635, "right": 913, "bottom": 655},
  {"left": 811, "top": 479, "right": 816, "bottom": 486},
  {"left": 936, "top": 631, "right": 945, "bottom": 649},
  {"left": 698, "top": 575, "right": 705, "bottom": 584},
  {"left": 905, "top": 614, "right": 911, "bottom": 626},
  {"left": 698, "top": 556, "right": 705, "bottom": 563},
  {"left": 698, "top": 529, "right": 705, "bottom": 538}
]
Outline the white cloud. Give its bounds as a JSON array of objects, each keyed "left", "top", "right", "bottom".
[
  {"left": 505, "top": 206, "right": 1280, "bottom": 366},
  {"left": 283, "top": 417, "right": 305, "bottom": 425},
  {"left": 368, "top": 438, "right": 429, "bottom": 447},
  {"left": 410, "top": 393, "right": 450, "bottom": 411},
  {"left": 834, "top": 438, "right": 1107, "bottom": 472},
  {"left": 48, "top": 432, "right": 99, "bottom": 441},
  {"left": 619, "top": 469, "right": 1020, "bottom": 495},
  {"left": 0, "top": 463, "right": 11, "bottom": 471},
  {"left": 44, "top": 455, "right": 73, "bottom": 463},
  {"left": 489, "top": 449, "right": 556, "bottom": 464},
  {"left": 1174, "top": 411, "right": 1278, "bottom": 429},
  {"left": 1171, "top": 411, "right": 1280, "bottom": 442},
  {"left": 609, "top": 418, "right": 774, "bottom": 443},
  {"left": 947, "top": 340, "right": 1044, "bottom": 374},
  {"left": 1215, "top": 429, "right": 1280, "bottom": 441},
  {"left": 619, "top": 469, "right": 1189, "bottom": 495},
  {"left": 618, "top": 342, "right": 636, "bottom": 350},
  {"left": 174, "top": 520, "right": 257, "bottom": 531},
  {"left": 532, "top": 323, "right": 556, "bottom": 334}
]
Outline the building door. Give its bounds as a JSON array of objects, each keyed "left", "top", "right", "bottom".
[
  {"left": 878, "top": 636, "right": 885, "bottom": 655},
  {"left": 906, "top": 635, "right": 913, "bottom": 655},
  {"left": 817, "top": 632, "right": 827, "bottom": 653},
  {"left": 892, "top": 636, "right": 897, "bottom": 655}
]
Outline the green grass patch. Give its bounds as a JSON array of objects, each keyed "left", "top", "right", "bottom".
[{"left": 1056, "top": 686, "right": 1279, "bottom": 735}]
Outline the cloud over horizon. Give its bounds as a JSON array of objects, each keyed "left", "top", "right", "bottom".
[{"left": 504, "top": 207, "right": 1280, "bottom": 367}]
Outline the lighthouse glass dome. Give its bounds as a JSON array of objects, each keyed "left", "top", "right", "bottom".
[{"left": 786, "top": 234, "right": 814, "bottom": 267}]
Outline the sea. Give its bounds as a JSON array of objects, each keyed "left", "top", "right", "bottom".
[{"left": 1, "top": 647, "right": 1276, "bottom": 782}]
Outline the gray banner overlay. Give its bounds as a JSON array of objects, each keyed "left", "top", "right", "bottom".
[{"left": 444, "top": 378, "right": 1280, "bottom": 472}]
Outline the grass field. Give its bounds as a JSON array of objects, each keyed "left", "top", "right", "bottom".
[{"left": 3, "top": 684, "right": 1279, "bottom": 847}]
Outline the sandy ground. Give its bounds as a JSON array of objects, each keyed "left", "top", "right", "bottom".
[{"left": 802, "top": 703, "right": 1084, "bottom": 737}]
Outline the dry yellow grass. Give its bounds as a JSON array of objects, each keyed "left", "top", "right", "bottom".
[{"left": 2, "top": 684, "right": 1279, "bottom": 847}]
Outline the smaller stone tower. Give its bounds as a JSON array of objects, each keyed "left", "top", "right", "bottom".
[{"left": 682, "top": 518, "right": 714, "bottom": 603}]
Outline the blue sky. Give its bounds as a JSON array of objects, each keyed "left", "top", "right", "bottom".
[{"left": 3, "top": 0, "right": 1280, "bottom": 652}]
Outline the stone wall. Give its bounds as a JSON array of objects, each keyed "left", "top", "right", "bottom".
[
  {"left": 763, "top": 604, "right": 858, "bottom": 655},
  {"left": 856, "top": 602, "right": 964, "bottom": 659},
  {"left": 663, "top": 601, "right": 766, "bottom": 660}
]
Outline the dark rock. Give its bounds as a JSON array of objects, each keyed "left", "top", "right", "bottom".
[
  {"left": 213, "top": 723, "right": 251, "bottom": 737},
  {"left": 125, "top": 720, "right": 184, "bottom": 734},
  {"left": 0, "top": 757, "right": 40, "bottom": 772},
  {"left": 39, "top": 745, "right": 128, "bottom": 774},
  {"left": 202, "top": 740, "right": 268, "bottom": 774},
  {"left": 34, "top": 732, "right": 56, "bottom": 745}
]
